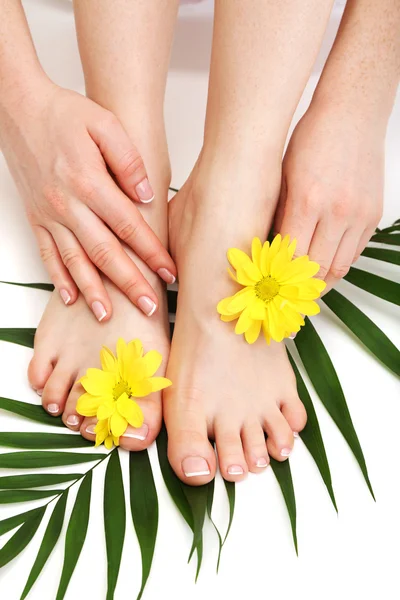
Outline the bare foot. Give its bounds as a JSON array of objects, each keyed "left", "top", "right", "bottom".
[
  {"left": 28, "top": 257, "right": 170, "bottom": 450},
  {"left": 164, "top": 156, "right": 307, "bottom": 485}
]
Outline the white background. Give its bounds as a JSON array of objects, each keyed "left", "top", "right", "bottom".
[{"left": 0, "top": 1, "right": 399, "bottom": 599}]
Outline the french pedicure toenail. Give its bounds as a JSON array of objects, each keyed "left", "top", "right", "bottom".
[
  {"left": 182, "top": 457, "right": 211, "bottom": 478},
  {"left": 47, "top": 403, "right": 59, "bottom": 414},
  {"left": 37, "top": 389, "right": 43, "bottom": 397},
  {"left": 92, "top": 301, "right": 107, "bottom": 322},
  {"left": 138, "top": 296, "right": 157, "bottom": 317},
  {"left": 157, "top": 268, "right": 176, "bottom": 285},
  {"left": 85, "top": 424, "right": 96, "bottom": 435},
  {"left": 66, "top": 415, "right": 80, "bottom": 427},
  {"left": 135, "top": 178, "right": 154, "bottom": 203},
  {"left": 60, "top": 289, "right": 71, "bottom": 305},
  {"left": 227, "top": 465, "right": 244, "bottom": 475},
  {"left": 122, "top": 424, "right": 149, "bottom": 441},
  {"left": 280, "top": 448, "right": 292, "bottom": 457},
  {"left": 256, "top": 458, "right": 269, "bottom": 468},
  {"left": 293, "top": 432, "right": 300, "bottom": 438}
]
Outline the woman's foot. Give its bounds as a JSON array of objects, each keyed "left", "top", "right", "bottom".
[
  {"left": 164, "top": 155, "right": 307, "bottom": 485},
  {"left": 28, "top": 263, "right": 170, "bottom": 450}
]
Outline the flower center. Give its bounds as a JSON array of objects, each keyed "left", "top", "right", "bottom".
[
  {"left": 112, "top": 380, "right": 132, "bottom": 401},
  {"left": 255, "top": 276, "right": 280, "bottom": 303}
]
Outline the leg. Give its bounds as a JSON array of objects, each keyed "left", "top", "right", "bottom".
[
  {"left": 165, "top": 0, "right": 335, "bottom": 484},
  {"left": 28, "top": 0, "right": 179, "bottom": 449}
]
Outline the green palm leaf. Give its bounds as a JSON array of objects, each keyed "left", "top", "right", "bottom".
[
  {"left": 104, "top": 450, "right": 125, "bottom": 600},
  {"left": 295, "top": 318, "right": 374, "bottom": 498},
  {"left": 287, "top": 352, "right": 337, "bottom": 511},
  {"left": 270, "top": 459, "right": 297, "bottom": 554},
  {"left": 21, "top": 492, "right": 69, "bottom": 600},
  {"left": 56, "top": 472, "right": 92, "bottom": 600},
  {"left": 345, "top": 267, "right": 400, "bottom": 305},
  {"left": 0, "top": 507, "right": 44, "bottom": 536},
  {"left": 323, "top": 289, "right": 400, "bottom": 376},
  {"left": 379, "top": 224, "right": 400, "bottom": 234},
  {"left": 0, "top": 507, "right": 46, "bottom": 568},
  {"left": 362, "top": 247, "right": 400, "bottom": 265},
  {"left": 0, "top": 328, "right": 35, "bottom": 348},
  {"left": 370, "top": 233, "right": 400, "bottom": 246},
  {"left": 0, "top": 489, "right": 64, "bottom": 504},
  {"left": 0, "top": 451, "right": 105, "bottom": 469},
  {"left": 0, "top": 432, "right": 92, "bottom": 449},
  {"left": 0, "top": 398, "right": 64, "bottom": 428},
  {"left": 183, "top": 483, "right": 208, "bottom": 581},
  {"left": 129, "top": 450, "right": 158, "bottom": 600},
  {"left": 0, "top": 474, "right": 81, "bottom": 490},
  {"left": 222, "top": 480, "right": 235, "bottom": 545},
  {"left": 206, "top": 480, "right": 223, "bottom": 572},
  {"left": 0, "top": 281, "right": 54, "bottom": 291}
]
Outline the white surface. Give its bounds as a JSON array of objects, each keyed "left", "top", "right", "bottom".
[{"left": 1, "top": 2, "right": 400, "bottom": 599}]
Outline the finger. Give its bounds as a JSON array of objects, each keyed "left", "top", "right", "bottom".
[
  {"left": 324, "top": 228, "right": 363, "bottom": 293},
  {"left": 51, "top": 223, "right": 112, "bottom": 322},
  {"left": 33, "top": 225, "right": 78, "bottom": 306},
  {"left": 88, "top": 113, "right": 154, "bottom": 203},
  {"left": 87, "top": 177, "right": 176, "bottom": 284},
  {"left": 278, "top": 193, "right": 318, "bottom": 257},
  {"left": 73, "top": 208, "right": 160, "bottom": 316},
  {"left": 308, "top": 221, "right": 346, "bottom": 280},
  {"left": 353, "top": 226, "right": 377, "bottom": 263}
]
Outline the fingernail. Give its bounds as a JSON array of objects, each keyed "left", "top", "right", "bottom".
[
  {"left": 47, "top": 403, "right": 59, "bottom": 414},
  {"left": 227, "top": 465, "right": 244, "bottom": 475},
  {"left": 122, "top": 424, "right": 149, "bottom": 441},
  {"left": 157, "top": 268, "right": 176, "bottom": 284},
  {"left": 92, "top": 301, "right": 107, "bottom": 322},
  {"left": 85, "top": 424, "right": 96, "bottom": 435},
  {"left": 66, "top": 415, "right": 80, "bottom": 426},
  {"left": 135, "top": 178, "right": 154, "bottom": 203},
  {"left": 37, "top": 389, "right": 43, "bottom": 397},
  {"left": 60, "top": 289, "right": 71, "bottom": 305},
  {"left": 256, "top": 457, "right": 269, "bottom": 468},
  {"left": 280, "top": 448, "right": 292, "bottom": 457},
  {"left": 293, "top": 432, "right": 300, "bottom": 438},
  {"left": 182, "top": 457, "right": 211, "bottom": 478},
  {"left": 138, "top": 296, "right": 157, "bottom": 317}
]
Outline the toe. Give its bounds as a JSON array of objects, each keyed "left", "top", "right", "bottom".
[
  {"left": 80, "top": 417, "right": 97, "bottom": 441},
  {"left": 62, "top": 379, "right": 84, "bottom": 431},
  {"left": 41, "top": 363, "right": 76, "bottom": 417},
  {"left": 215, "top": 419, "right": 248, "bottom": 482},
  {"left": 241, "top": 420, "right": 270, "bottom": 473},
  {"left": 280, "top": 396, "right": 307, "bottom": 434},
  {"left": 119, "top": 393, "right": 162, "bottom": 451},
  {"left": 164, "top": 393, "right": 216, "bottom": 486},
  {"left": 28, "top": 354, "right": 54, "bottom": 395},
  {"left": 263, "top": 406, "right": 295, "bottom": 461}
]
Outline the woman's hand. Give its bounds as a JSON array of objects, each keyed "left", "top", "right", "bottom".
[
  {"left": 274, "top": 101, "right": 384, "bottom": 293},
  {"left": 0, "top": 81, "right": 176, "bottom": 320}
]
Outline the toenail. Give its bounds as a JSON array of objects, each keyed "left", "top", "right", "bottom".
[
  {"left": 256, "top": 458, "right": 269, "bottom": 468},
  {"left": 47, "top": 403, "right": 59, "bottom": 414},
  {"left": 227, "top": 465, "right": 244, "bottom": 475},
  {"left": 182, "top": 457, "right": 211, "bottom": 478},
  {"left": 92, "top": 301, "right": 107, "bottom": 322},
  {"left": 122, "top": 424, "right": 149, "bottom": 441},
  {"left": 85, "top": 424, "right": 96, "bottom": 435},
  {"left": 293, "top": 432, "right": 300, "bottom": 438},
  {"left": 289, "top": 333, "right": 297, "bottom": 340},
  {"left": 60, "top": 289, "right": 71, "bottom": 305},
  {"left": 37, "top": 389, "right": 43, "bottom": 397},
  {"left": 66, "top": 415, "right": 80, "bottom": 427},
  {"left": 137, "top": 296, "right": 157, "bottom": 317},
  {"left": 280, "top": 448, "right": 292, "bottom": 457},
  {"left": 157, "top": 268, "right": 176, "bottom": 285}
]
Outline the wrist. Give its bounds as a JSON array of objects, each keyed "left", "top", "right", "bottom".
[{"left": 0, "top": 69, "right": 55, "bottom": 120}]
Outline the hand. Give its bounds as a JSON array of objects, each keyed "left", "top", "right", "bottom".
[
  {"left": 274, "top": 102, "right": 384, "bottom": 293},
  {"left": 0, "top": 81, "right": 176, "bottom": 320}
]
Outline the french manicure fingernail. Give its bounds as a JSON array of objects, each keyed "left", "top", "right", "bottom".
[
  {"left": 67, "top": 415, "right": 80, "bottom": 426},
  {"left": 60, "top": 289, "right": 71, "bottom": 305},
  {"left": 85, "top": 424, "right": 96, "bottom": 435},
  {"left": 281, "top": 448, "right": 292, "bottom": 457},
  {"left": 37, "top": 389, "right": 43, "bottom": 397},
  {"left": 92, "top": 301, "right": 107, "bottom": 322},
  {"left": 157, "top": 268, "right": 176, "bottom": 284},
  {"left": 122, "top": 424, "right": 149, "bottom": 441},
  {"left": 47, "top": 403, "right": 59, "bottom": 414},
  {"left": 135, "top": 178, "right": 154, "bottom": 203},
  {"left": 183, "top": 457, "right": 211, "bottom": 478},
  {"left": 228, "top": 465, "right": 244, "bottom": 475},
  {"left": 293, "top": 431, "right": 300, "bottom": 438},
  {"left": 256, "top": 457, "right": 269, "bottom": 468},
  {"left": 138, "top": 296, "right": 157, "bottom": 317}
]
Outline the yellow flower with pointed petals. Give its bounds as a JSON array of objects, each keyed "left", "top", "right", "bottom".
[
  {"left": 76, "top": 338, "right": 172, "bottom": 448},
  {"left": 217, "top": 234, "right": 326, "bottom": 344}
]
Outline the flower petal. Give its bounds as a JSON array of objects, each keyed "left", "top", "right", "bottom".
[
  {"left": 131, "top": 379, "right": 153, "bottom": 397},
  {"left": 128, "top": 339, "right": 144, "bottom": 359},
  {"left": 251, "top": 237, "right": 263, "bottom": 268},
  {"left": 235, "top": 267, "right": 259, "bottom": 287},
  {"left": 267, "top": 301, "right": 285, "bottom": 342},
  {"left": 288, "top": 238, "right": 297, "bottom": 260},
  {"left": 141, "top": 350, "right": 163, "bottom": 378},
  {"left": 249, "top": 298, "right": 267, "bottom": 320},
  {"left": 262, "top": 318, "right": 271, "bottom": 345},
  {"left": 263, "top": 234, "right": 282, "bottom": 275},
  {"left": 227, "top": 287, "right": 256, "bottom": 313},
  {"left": 227, "top": 248, "right": 253, "bottom": 270},
  {"left": 97, "top": 396, "right": 116, "bottom": 421},
  {"left": 117, "top": 392, "right": 144, "bottom": 428},
  {"left": 110, "top": 410, "right": 128, "bottom": 437},
  {"left": 278, "top": 285, "right": 299, "bottom": 300},
  {"left": 279, "top": 256, "right": 320, "bottom": 285},
  {"left": 296, "top": 278, "right": 326, "bottom": 300},
  {"left": 94, "top": 419, "right": 109, "bottom": 446},
  {"left": 221, "top": 312, "right": 240, "bottom": 322},
  {"left": 148, "top": 377, "right": 172, "bottom": 392},
  {"left": 100, "top": 346, "right": 117, "bottom": 373},
  {"left": 244, "top": 319, "right": 262, "bottom": 344},
  {"left": 76, "top": 393, "right": 103, "bottom": 417},
  {"left": 286, "top": 298, "right": 321, "bottom": 316},
  {"left": 80, "top": 369, "right": 116, "bottom": 396},
  {"left": 104, "top": 436, "right": 114, "bottom": 450},
  {"left": 260, "top": 241, "right": 270, "bottom": 276},
  {"left": 217, "top": 296, "right": 237, "bottom": 315},
  {"left": 235, "top": 306, "right": 253, "bottom": 334}
]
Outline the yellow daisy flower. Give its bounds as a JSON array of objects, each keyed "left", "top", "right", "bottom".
[
  {"left": 76, "top": 338, "right": 171, "bottom": 448},
  {"left": 217, "top": 234, "right": 326, "bottom": 344}
]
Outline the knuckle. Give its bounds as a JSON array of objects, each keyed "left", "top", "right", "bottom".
[
  {"left": 60, "top": 247, "right": 82, "bottom": 271},
  {"left": 120, "top": 277, "right": 141, "bottom": 298},
  {"left": 330, "top": 264, "right": 351, "bottom": 279},
  {"left": 42, "top": 185, "right": 68, "bottom": 218},
  {"left": 316, "top": 264, "right": 330, "bottom": 279},
  {"left": 332, "top": 198, "right": 352, "bottom": 220},
  {"left": 118, "top": 149, "right": 145, "bottom": 179},
  {"left": 39, "top": 244, "right": 57, "bottom": 265},
  {"left": 113, "top": 218, "right": 140, "bottom": 243},
  {"left": 302, "top": 190, "right": 320, "bottom": 214},
  {"left": 90, "top": 241, "right": 115, "bottom": 270}
]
